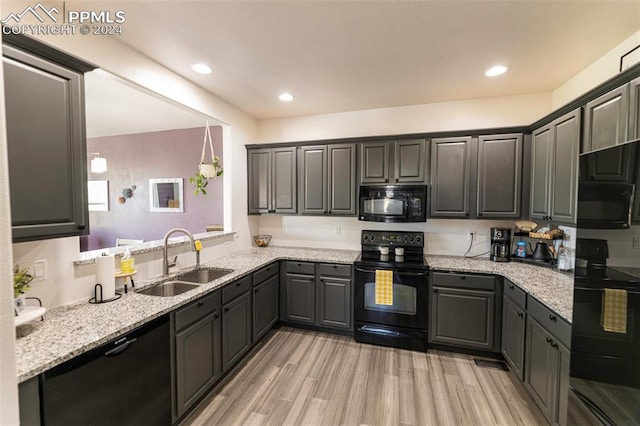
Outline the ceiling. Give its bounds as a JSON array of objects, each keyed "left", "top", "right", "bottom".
[{"left": 101, "top": 2, "right": 639, "bottom": 120}]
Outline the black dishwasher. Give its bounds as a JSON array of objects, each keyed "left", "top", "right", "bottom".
[{"left": 41, "top": 314, "right": 171, "bottom": 426}]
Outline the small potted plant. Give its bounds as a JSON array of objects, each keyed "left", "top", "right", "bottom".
[{"left": 13, "top": 265, "right": 34, "bottom": 313}]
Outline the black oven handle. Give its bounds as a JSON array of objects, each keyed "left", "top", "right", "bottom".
[{"left": 354, "top": 266, "right": 428, "bottom": 277}]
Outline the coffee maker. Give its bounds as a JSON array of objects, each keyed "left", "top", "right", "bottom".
[{"left": 490, "top": 227, "right": 511, "bottom": 262}]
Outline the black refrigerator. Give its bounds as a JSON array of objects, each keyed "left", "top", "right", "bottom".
[{"left": 568, "top": 138, "right": 640, "bottom": 425}]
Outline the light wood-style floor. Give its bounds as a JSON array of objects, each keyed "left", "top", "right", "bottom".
[{"left": 182, "top": 327, "right": 548, "bottom": 426}]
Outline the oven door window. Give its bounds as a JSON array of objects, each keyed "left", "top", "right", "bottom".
[
  {"left": 363, "top": 282, "right": 416, "bottom": 315},
  {"left": 362, "top": 198, "right": 406, "bottom": 217}
]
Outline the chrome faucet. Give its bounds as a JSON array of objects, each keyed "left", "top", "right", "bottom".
[{"left": 162, "top": 228, "right": 200, "bottom": 276}]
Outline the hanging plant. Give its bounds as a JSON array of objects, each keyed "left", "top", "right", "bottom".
[{"left": 190, "top": 122, "right": 223, "bottom": 195}]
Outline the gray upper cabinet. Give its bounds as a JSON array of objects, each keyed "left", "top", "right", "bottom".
[
  {"left": 298, "top": 145, "right": 328, "bottom": 214},
  {"left": 630, "top": 77, "right": 640, "bottom": 140},
  {"left": 530, "top": 108, "right": 580, "bottom": 224},
  {"left": 360, "top": 142, "right": 390, "bottom": 183},
  {"left": 394, "top": 139, "right": 427, "bottom": 183},
  {"left": 3, "top": 39, "right": 94, "bottom": 242},
  {"left": 328, "top": 144, "right": 357, "bottom": 215},
  {"left": 430, "top": 137, "right": 472, "bottom": 217},
  {"left": 477, "top": 134, "right": 522, "bottom": 218},
  {"left": 360, "top": 139, "right": 427, "bottom": 184},
  {"left": 247, "top": 149, "right": 272, "bottom": 213},
  {"left": 583, "top": 84, "right": 630, "bottom": 152},
  {"left": 299, "top": 143, "right": 356, "bottom": 216},
  {"left": 248, "top": 147, "right": 297, "bottom": 214}
]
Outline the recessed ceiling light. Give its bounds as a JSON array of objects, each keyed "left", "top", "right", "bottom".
[
  {"left": 279, "top": 93, "right": 294, "bottom": 102},
  {"left": 485, "top": 65, "right": 508, "bottom": 77},
  {"left": 191, "top": 63, "right": 212, "bottom": 74}
]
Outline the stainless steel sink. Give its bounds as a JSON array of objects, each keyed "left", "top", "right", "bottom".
[
  {"left": 137, "top": 281, "right": 200, "bottom": 297},
  {"left": 175, "top": 268, "right": 233, "bottom": 284}
]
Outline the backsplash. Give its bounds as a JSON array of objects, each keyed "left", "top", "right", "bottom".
[{"left": 257, "top": 215, "right": 515, "bottom": 256}]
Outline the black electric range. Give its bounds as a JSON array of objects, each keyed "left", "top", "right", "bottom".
[{"left": 353, "top": 230, "right": 429, "bottom": 351}]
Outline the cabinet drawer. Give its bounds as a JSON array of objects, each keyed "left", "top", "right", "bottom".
[
  {"left": 317, "top": 263, "right": 351, "bottom": 278},
  {"left": 253, "top": 262, "right": 279, "bottom": 286},
  {"left": 222, "top": 276, "right": 252, "bottom": 305},
  {"left": 285, "top": 261, "right": 315, "bottom": 275},
  {"left": 527, "top": 297, "right": 571, "bottom": 347},
  {"left": 174, "top": 291, "right": 220, "bottom": 331},
  {"left": 504, "top": 279, "right": 527, "bottom": 309},
  {"left": 431, "top": 271, "right": 496, "bottom": 291}
]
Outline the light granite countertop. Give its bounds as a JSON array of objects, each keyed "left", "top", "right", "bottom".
[{"left": 15, "top": 246, "right": 573, "bottom": 383}]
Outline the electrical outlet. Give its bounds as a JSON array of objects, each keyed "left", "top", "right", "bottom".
[
  {"left": 633, "top": 237, "right": 640, "bottom": 249},
  {"left": 33, "top": 260, "right": 46, "bottom": 280},
  {"left": 336, "top": 226, "right": 342, "bottom": 236}
]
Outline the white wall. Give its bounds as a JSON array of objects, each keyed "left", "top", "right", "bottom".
[
  {"left": 258, "top": 92, "right": 551, "bottom": 143},
  {"left": 553, "top": 30, "right": 640, "bottom": 109},
  {"left": 0, "top": 10, "right": 20, "bottom": 425}
]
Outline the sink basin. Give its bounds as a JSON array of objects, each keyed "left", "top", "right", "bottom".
[
  {"left": 137, "top": 281, "right": 199, "bottom": 297},
  {"left": 175, "top": 268, "right": 233, "bottom": 284}
]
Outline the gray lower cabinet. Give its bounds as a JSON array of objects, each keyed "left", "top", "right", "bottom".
[
  {"left": 253, "top": 274, "right": 279, "bottom": 341},
  {"left": 19, "top": 377, "right": 40, "bottom": 426},
  {"left": 299, "top": 144, "right": 357, "bottom": 216},
  {"left": 530, "top": 108, "right": 580, "bottom": 224},
  {"left": 3, "top": 37, "right": 94, "bottom": 242},
  {"left": 221, "top": 291, "right": 252, "bottom": 372},
  {"left": 283, "top": 262, "right": 353, "bottom": 331},
  {"left": 583, "top": 83, "right": 630, "bottom": 152},
  {"left": 430, "top": 137, "right": 473, "bottom": 217},
  {"left": 360, "top": 139, "right": 427, "bottom": 184},
  {"left": 247, "top": 147, "right": 297, "bottom": 214},
  {"left": 501, "top": 293, "right": 526, "bottom": 380},
  {"left": 476, "top": 133, "right": 522, "bottom": 218},
  {"left": 524, "top": 297, "right": 571, "bottom": 426},
  {"left": 429, "top": 272, "right": 501, "bottom": 352},
  {"left": 285, "top": 272, "right": 316, "bottom": 324},
  {"left": 172, "top": 291, "right": 222, "bottom": 421},
  {"left": 317, "top": 264, "right": 353, "bottom": 330}
]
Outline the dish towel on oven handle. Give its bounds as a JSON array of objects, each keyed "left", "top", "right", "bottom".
[
  {"left": 375, "top": 270, "right": 393, "bottom": 306},
  {"left": 601, "top": 288, "right": 627, "bottom": 333}
]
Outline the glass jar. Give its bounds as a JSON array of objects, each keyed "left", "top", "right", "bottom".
[{"left": 515, "top": 241, "right": 528, "bottom": 258}]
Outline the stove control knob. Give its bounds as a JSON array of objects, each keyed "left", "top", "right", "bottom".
[
  {"left": 369, "top": 234, "right": 376, "bottom": 242},
  {"left": 408, "top": 235, "right": 414, "bottom": 244},
  {"left": 362, "top": 234, "right": 369, "bottom": 242},
  {"left": 416, "top": 235, "right": 422, "bottom": 245}
]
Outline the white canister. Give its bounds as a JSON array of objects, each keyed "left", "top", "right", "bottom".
[{"left": 395, "top": 247, "right": 405, "bottom": 256}]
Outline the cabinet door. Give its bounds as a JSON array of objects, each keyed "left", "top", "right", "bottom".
[
  {"left": 222, "top": 292, "right": 251, "bottom": 372},
  {"left": 524, "top": 316, "right": 559, "bottom": 423},
  {"left": 247, "top": 149, "right": 272, "bottom": 214},
  {"left": 501, "top": 296, "right": 526, "bottom": 380},
  {"left": 285, "top": 273, "right": 316, "bottom": 324},
  {"left": 583, "top": 84, "right": 630, "bottom": 151},
  {"left": 360, "top": 142, "right": 390, "bottom": 184},
  {"left": 430, "top": 137, "right": 472, "bottom": 217},
  {"left": 328, "top": 144, "right": 357, "bottom": 215},
  {"left": 175, "top": 311, "right": 222, "bottom": 419},
  {"left": 550, "top": 109, "right": 580, "bottom": 224},
  {"left": 318, "top": 276, "right": 352, "bottom": 330},
  {"left": 4, "top": 45, "right": 88, "bottom": 241},
  {"left": 429, "top": 286, "right": 495, "bottom": 350},
  {"left": 557, "top": 342, "right": 570, "bottom": 426},
  {"left": 477, "top": 133, "right": 522, "bottom": 218},
  {"left": 19, "top": 377, "right": 40, "bottom": 426},
  {"left": 530, "top": 125, "right": 553, "bottom": 220},
  {"left": 630, "top": 77, "right": 640, "bottom": 140},
  {"left": 253, "top": 275, "right": 279, "bottom": 342},
  {"left": 272, "top": 147, "right": 297, "bottom": 213},
  {"left": 298, "top": 145, "right": 328, "bottom": 214},
  {"left": 584, "top": 142, "right": 636, "bottom": 182},
  {"left": 394, "top": 139, "right": 427, "bottom": 183}
]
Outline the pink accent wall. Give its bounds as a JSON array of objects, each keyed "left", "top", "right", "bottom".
[{"left": 82, "top": 126, "right": 224, "bottom": 251}]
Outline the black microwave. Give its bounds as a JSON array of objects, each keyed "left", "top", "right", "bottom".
[
  {"left": 358, "top": 185, "right": 427, "bottom": 222},
  {"left": 577, "top": 182, "right": 635, "bottom": 229}
]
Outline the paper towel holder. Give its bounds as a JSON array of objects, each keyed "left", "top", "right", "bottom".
[{"left": 89, "top": 283, "right": 122, "bottom": 304}]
